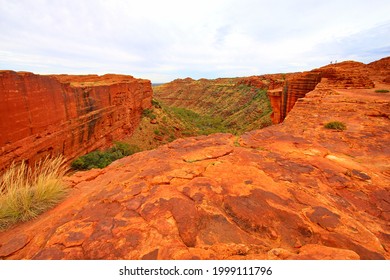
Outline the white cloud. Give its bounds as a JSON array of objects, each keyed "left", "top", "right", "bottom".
[{"left": 0, "top": 0, "right": 389, "bottom": 82}]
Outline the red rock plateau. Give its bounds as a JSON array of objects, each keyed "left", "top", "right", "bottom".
[
  {"left": 0, "top": 72, "right": 152, "bottom": 171},
  {"left": 0, "top": 57, "right": 389, "bottom": 260}
]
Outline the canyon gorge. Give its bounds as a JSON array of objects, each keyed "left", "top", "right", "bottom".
[{"left": 0, "top": 57, "right": 389, "bottom": 260}]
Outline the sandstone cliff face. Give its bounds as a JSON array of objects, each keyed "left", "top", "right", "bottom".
[
  {"left": 267, "top": 72, "right": 321, "bottom": 124},
  {"left": 267, "top": 60, "right": 382, "bottom": 124},
  {"left": 0, "top": 71, "right": 152, "bottom": 171},
  {"left": 0, "top": 60, "right": 389, "bottom": 260}
]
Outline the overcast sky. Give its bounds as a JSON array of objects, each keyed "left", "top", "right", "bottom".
[{"left": 1, "top": 0, "right": 389, "bottom": 82}]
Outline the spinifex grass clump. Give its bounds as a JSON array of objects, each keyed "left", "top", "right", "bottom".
[
  {"left": 0, "top": 156, "right": 68, "bottom": 231},
  {"left": 375, "top": 89, "right": 389, "bottom": 93},
  {"left": 324, "top": 121, "right": 347, "bottom": 131}
]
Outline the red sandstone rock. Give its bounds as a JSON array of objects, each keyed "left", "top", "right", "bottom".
[
  {"left": 267, "top": 72, "right": 321, "bottom": 124},
  {"left": 267, "top": 88, "right": 283, "bottom": 124},
  {"left": 318, "top": 61, "right": 375, "bottom": 89},
  {"left": 236, "top": 76, "right": 267, "bottom": 88},
  {"left": 368, "top": 57, "right": 390, "bottom": 84},
  {"left": 0, "top": 71, "right": 152, "bottom": 171},
  {"left": 266, "top": 59, "right": 385, "bottom": 123},
  {"left": 0, "top": 58, "right": 389, "bottom": 260}
]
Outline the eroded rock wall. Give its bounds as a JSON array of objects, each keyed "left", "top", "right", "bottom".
[
  {"left": 267, "top": 89, "right": 283, "bottom": 124},
  {"left": 0, "top": 71, "right": 152, "bottom": 171},
  {"left": 267, "top": 72, "right": 321, "bottom": 124},
  {"left": 267, "top": 60, "right": 378, "bottom": 124},
  {"left": 285, "top": 72, "right": 322, "bottom": 115}
]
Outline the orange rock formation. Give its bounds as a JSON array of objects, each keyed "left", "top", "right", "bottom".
[
  {"left": 0, "top": 58, "right": 389, "bottom": 260},
  {"left": 267, "top": 60, "right": 379, "bottom": 123},
  {"left": 0, "top": 71, "right": 152, "bottom": 171}
]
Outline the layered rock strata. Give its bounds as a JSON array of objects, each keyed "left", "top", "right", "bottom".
[
  {"left": 267, "top": 60, "right": 380, "bottom": 124},
  {"left": 0, "top": 71, "right": 152, "bottom": 171},
  {"left": 267, "top": 72, "right": 321, "bottom": 124}
]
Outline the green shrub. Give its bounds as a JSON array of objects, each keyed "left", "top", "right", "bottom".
[
  {"left": 375, "top": 89, "right": 389, "bottom": 93},
  {"left": 142, "top": 108, "right": 156, "bottom": 120},
  {"left": 71, "top": 142, "right": 141, "bottom": 170},
  {"left": 151, "top": 99, "right": 161, "bottom": 108},
  {"left": 0, "top": 156, "right": 68, "bottom": 230},
  {"left": 109, "top": 141, "right": 141, "bottom": 156},
  {"left": 324, "top": 121, "right": 347, "bottom": 130}
]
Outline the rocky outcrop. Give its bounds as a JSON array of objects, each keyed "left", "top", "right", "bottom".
[
  {"left": 0, "top": 59, "right": 389, "bottom": 259},
  {"left": 0, "top": 71, "right": 152, "bottom": 171},
  {"left": 368, "top": 57, "right": 390, "bottom": 84},
  {"left": 267, "top": 72, "right": 321, "bottom": 124},
  {"left": 319, "top": 61, "right": 375, "bottom": 88},
  {"left": 266, "top": 88, "right": 284, "bottom": 124},
  {"left": 267, "top": 60, "right": 380, "bottom": 123},
  {"left": 284, "top": 72, "right": 322, "bottom": 115}
]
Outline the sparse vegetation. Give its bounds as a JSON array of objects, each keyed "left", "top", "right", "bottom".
[
  {"left": 0, "top": 156, "right": 68, "bottom": 230},
  {"left": 71, "top": 142, "right": 141, "bottom": 170},
  {"left": 124, "top": 80, "right": 273, "bottom": 151},
  {"left": 234, "top": 137, "right": 241, "bottom": 147},
  {"left": 375, "top": 89, "right": 389, "bottom": 93},
  {"left": 142, "top": 108, "right": 157, "bottom": 120},
  {"left": 154, "top": 129, "right": 162, "bottom": 136},
  {"left": 154, "top": 79, "right": 273, "bottom": 133},
  {"left": 167, "top": 106, "right": 228, "bottom": 135},
  {"left": 151, "top": 99, "right": 162, "bottom": 108},
  {"left": 324, "top": 121, "right": 347, "bottom": 130}
]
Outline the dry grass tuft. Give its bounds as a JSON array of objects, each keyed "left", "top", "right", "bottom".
[
  {"left": 0, "top": 156, "right": 68, "bottom": 231},
  {"left": 324, "top": 121, "right": 347, "bottom": 131}
]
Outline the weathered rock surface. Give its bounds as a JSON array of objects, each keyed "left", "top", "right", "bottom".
[
  {"left": 0, "top": 71, "right": 152, "bottom": 171},
  {"left": 368, "top": 57, "right": 390, "bottom": 84},
  {"left": 0, "top": 58, "right": 389, "bottom": 260}
]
